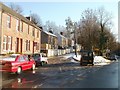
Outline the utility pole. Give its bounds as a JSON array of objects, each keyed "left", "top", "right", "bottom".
[{"left": 74, "top": 22, "right": 77, "bottom": 57}]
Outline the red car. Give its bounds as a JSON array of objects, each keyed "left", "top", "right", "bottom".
[{"left": 0, "top": 54, "right": 36, "bottom": 74}]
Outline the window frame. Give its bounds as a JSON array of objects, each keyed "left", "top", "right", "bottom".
[
  {"left": 37, "top": 30, "right": 39, "bottom": 38},
  {"left": 7, "top": 36, "right": 12, "bottom": 51},
  {"left": 16, "top": 19, "right": 20, "bottom": 31},
  {"left": 3, "top": 35, "right": 7, "bottom": 51},
  {"left": 32, "top": 27, "right": 35, "bottom": 37},
  {"left": 7, "top": 15, "right": 11, "bottom": 28},
  {"left": 20, "top": 21, "right": 23, "bottom": 32}
]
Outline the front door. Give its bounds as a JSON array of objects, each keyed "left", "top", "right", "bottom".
[{"left": 16, "top": 38, "right": 19, "bottom": 53}]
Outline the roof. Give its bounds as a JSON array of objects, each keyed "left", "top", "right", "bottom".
[
  {"left": 0, "top": 2, "right": 42, "bottom": 31},
  {"left": 43, "top": 31, "right": 57, "bottom": 37},
  {"left": 59, "top": 34, "right": 68, "bottom": 39}
]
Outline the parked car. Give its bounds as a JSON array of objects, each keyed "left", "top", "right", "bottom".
[
  {"left": 32, "top": 53, "right": 48, "bottom": 66},
  {"left": 0, "top": 54, "right": 36, "bottom": 74},
  {"left": 107, "top": 54, "right": 119, "bottom": 61},
  {"left": 80, "top": 50, "right": 94, "bottom": 66}
]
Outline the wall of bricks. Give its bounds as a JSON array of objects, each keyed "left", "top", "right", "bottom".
[{"left": 0, "top": 9, "right": 41, "bottom": 54}]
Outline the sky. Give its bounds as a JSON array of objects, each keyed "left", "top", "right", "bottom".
[{"left": 1, "top": 0, "right": 119, "bottom": 40}]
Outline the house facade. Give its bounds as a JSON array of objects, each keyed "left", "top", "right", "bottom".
[
  {"left": 57, "top": 33, "right": 68, "bottom": 49},
  {"left": 41, "top": 31, "right": 58, "bottom": 56},
  {"left": 0, "top": 3, "right": 41, "bottom": 55}
]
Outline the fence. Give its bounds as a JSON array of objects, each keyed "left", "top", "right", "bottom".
[{"left": 46, "top": 49, "right": 72, "bottom": 57}]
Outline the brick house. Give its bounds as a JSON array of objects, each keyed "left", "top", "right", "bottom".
[
  {"left": 41, "top": 31, "right": 58, "bottom": 56},
  {"left": 0, "top": 3, "right": 42, "bottom": 55}
]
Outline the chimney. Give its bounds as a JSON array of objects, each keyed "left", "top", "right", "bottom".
[
  {"left": 49, "top": 30, "right": 53, "bottom": 34},
  {"left": 60, "top": 32, "right": 63, "bottom": 35},
  {"left": 26, "top": 16, "right": 32, "bottom": 21}
]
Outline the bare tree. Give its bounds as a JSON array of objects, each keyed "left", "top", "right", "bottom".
[
  {"left": 9, "top": 3, "right": 23, "bottom": 14},
  {"left": 77, "top": 7, "right": 115, "bottom": 55},
  {"left": 96, "top": 7, "right": 113, "bottom": 54},
  {"left": 78, "top": 8, "right": 99, "bottom": 50},
  {"left": 30, "top": 13, "right": 42, "bottom": 27},
  {"left": 43, "top": 20, "right": 65, "bottom": 35},
  {"left": 65, "top": 17, "right": 73, "bottom": 39},
  {"left": 43, "top": 21, "right": 57, "bottom": 32}
]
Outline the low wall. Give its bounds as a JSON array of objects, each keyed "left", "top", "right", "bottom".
[{"left": 47, "top": 49, "right": 72, "bottom": 57}]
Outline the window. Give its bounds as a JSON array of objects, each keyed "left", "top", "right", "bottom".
[
  {"left": 23, "top": 55, "right": 29, "bottom": 61},
  {"left": 26, "top": 40, "right": 28, "bottom": 51},
  {"left": 3, "top": 36, "right": 12, "bottom": 51},
  {"left": 28, "top": 40, "right": 30, "bottom": 50},
  {"left": 3, "top": 35, "right": 7, "bottom": 50},
  {"left": 16, "top": 19, "right": 20, "bottom": 31},
  {"left": 20, "top": 21, "right": 23, "bottom": 32},
  {"left": 28, "top": 25, "right": 29, "bottom": 34},
  {"left": 26, "top": 40, "right": 30, "bottom": 51},
  {"left": 36, "top": 43, "right": 39, "bottom": 50},
  {"left": 37, "top": 30, "right": 39, "bottom": 38},
  {"left": 32, "top": 27, "right": 35, "bottom": 36},
  {"left": 8, "top": 36, "right": 12, "bottom": 51},
  {"left": 7, "top": 15, "right": 11, "bottom": 28},
  {"left": 18, "top": 56, "right": 25, "bottom": 62}
]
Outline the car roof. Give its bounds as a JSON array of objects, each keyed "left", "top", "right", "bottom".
[{"left": 10, "top": 54, "right": 20, "bottom": 56}]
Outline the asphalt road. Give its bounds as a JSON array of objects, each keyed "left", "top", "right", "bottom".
[{"left": 1, "top": 54, "right": 119, "bottom": 89}]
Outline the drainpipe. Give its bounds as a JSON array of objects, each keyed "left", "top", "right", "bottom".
[{"left": 0, "top": 6, "right": 2, "bottom": 55}]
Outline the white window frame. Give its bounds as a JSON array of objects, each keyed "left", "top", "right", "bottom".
[
  {"left": 16, "top": 19, "right": 19, "bottom": 31},
  {"left": 3, "top": 35, "right": 7, "bottom": 51},
  {"left": 8, "top": 36, "right": 12, "bottom": 51},
  {"left": 26, "top": 40, "right": 30, "bottom": 51},
  {"left": 7, "top": 15, "right": 11, "bottom": 28},
  {"left": 20, "top": 21, "right": 23, "bottom": 32}
]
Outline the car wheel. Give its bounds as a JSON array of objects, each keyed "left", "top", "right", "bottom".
[
  {"left": 41, "top": 61, "right": 44, "bottom": 66},
  {"left": 45, "top": 62, "right": 47, "bottom": 64},
  {"left": 17, "top": 67, "right": 22, "bottom": 74},
  {"left": 31, "top": 64, "right": 35, "bottom": 70}
]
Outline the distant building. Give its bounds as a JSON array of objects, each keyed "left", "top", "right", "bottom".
[
  {"left": 0, "top": 3, "right": 42, "bottom": 54},
  {"left": 41, "top": 31, "right": 58, "bottom": 56},
  {"left": 57, "top": 32, "right": 68, "bottom": 49}
]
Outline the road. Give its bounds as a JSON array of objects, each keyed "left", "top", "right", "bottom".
[{"left": 0, "top": 53, "right": 119, "bottom": 89}]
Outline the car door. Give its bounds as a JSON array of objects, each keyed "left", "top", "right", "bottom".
[
  {"left": 23, "top": 55, "right": 33, "bottom": 69},
  {"left": 17, "top": 55, "right": 28, "bottom": 70}
]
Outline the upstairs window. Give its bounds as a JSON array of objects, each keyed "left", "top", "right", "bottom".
[
  {"left": 28, "top": 25, "right": 29, "bottom": 34},
  {"left": 37, "top": 30, "right": 39, "bottom": 38},
  {"left": 16, "top": 19, "right": 20, "bottom": 31},
  {"left": 20, "top": 21, "right": 23, "bottom": 32},
  {"left": 32, "top": 27, "right": 35, "bottom": 37},
  {"left": 7, "top": 15, "right": 11, "bottom": 28}
]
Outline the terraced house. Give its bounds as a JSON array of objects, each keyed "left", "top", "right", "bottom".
[
  {"left": 41, "top": 30, "right": 58, "bottom": 56},
  {"left": 0, "top": 3, "right": 41, "bottom": 55}
]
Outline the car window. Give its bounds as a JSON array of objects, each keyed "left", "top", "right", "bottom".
[
  {"left": 32, "top": 54, "right": 40, "bottom": 59},
  {"left": 18, "top": 56, "right": 25, "bottom": 62},
  {"left": 23, "top": 55, "right": 29, "bottom": 61}
]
